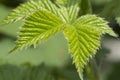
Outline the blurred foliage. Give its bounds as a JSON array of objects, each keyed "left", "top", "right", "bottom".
[
  {"left": 0, "top": 0, "right": 25, "bottom": 7},
  {"left": 91, "top": 0, "right": 111, "bottom": 4},
  {"left": 0, "top": 63, "right": 82, "bottom": 80},
  {"left": 106, "top": 63, "right": 120, "bottom": 80},
  {"left": 0, "top": 37, "right": 69, "bottom": 66},
  {"left": 91, "top": 0, "right": 120, "bottom": 37},
  {"left": 91, "top": 0, "right": 120, "bottom": 27},
  {"left": 100, "top": 0, "right": 120, "bottom": 21},
  {"left": 0, "top": 64, "right": 21, "bottom": 80},
  {"left": 0, "top": 64, "right": 55, "bottom": 80},
  {"left": 95, "top": 46, "right": 109, "bottom": 65}
]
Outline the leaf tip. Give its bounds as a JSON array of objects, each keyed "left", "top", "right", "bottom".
[
  {"left": 8, "top": 46, "right": 19, "bottom": 54},
  {"left": 78, "top": 70, "right": 84, "bottom": 80}
]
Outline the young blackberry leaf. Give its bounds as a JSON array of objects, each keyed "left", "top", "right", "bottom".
[
  {"left": 74, "top": 15, "right": 118, "bottom": 37},
  {"left": 10, "top": 10, "right": 64, "bottom": 53},
  {"left": 64, "top": 15, "right": 117, "bottom": 80}
]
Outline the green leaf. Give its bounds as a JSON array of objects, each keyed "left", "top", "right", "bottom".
[
  {"left": 58, "top": 4, "right": 79, "bottom": 23},
  {"left": 3, "top": 0, "right": 118, "bottom": 79},
  {"left": 2, "top": 0, "right": 79, "bottom": 24},
  {"left": 3, "top": 0, "right": 59, "bottom": 24},
  {"left": 10, "top": 10, "right": 64, "bottom": 52},
  {"left": 74, "top": 15, "right": 118, "bottom": 37},
  {"left": 64, "top": 25, "right": 101, "bottom": 80},
  {"left": 63, "top": 15, "right": 117, "bottom": 80},
  {"left": 67, "top": 4, "right": 79, "bottom": 23}
]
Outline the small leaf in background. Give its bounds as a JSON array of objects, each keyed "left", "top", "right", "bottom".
[
  {"left": 3, "top": 0, "right": 59, "bottom": 24},
  {"left": 2, "top": 0, "right": 43, "bottom": 23}
]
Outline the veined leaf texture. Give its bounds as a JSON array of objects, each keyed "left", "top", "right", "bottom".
[{"left": 3, "top": 0, "right": 117, "bottom": 80}]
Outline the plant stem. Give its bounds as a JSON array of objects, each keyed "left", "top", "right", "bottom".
[
  {"left": 85, "top": 59, "right": 101, "bottom": 80},
  {"left": 79, "top": 0, "right": 92, "bottom": 16}
]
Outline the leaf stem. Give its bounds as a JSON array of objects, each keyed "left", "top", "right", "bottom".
[
  {"left": 79, "top": 0, "right": 92, "bottom": 16},
  {"left": 85, "top": 59, "right": 101, "bottom": 80}
]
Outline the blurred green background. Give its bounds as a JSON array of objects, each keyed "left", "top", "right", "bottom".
[{"left": 0, "top": 0, "right": 120, "bottom": 80}]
